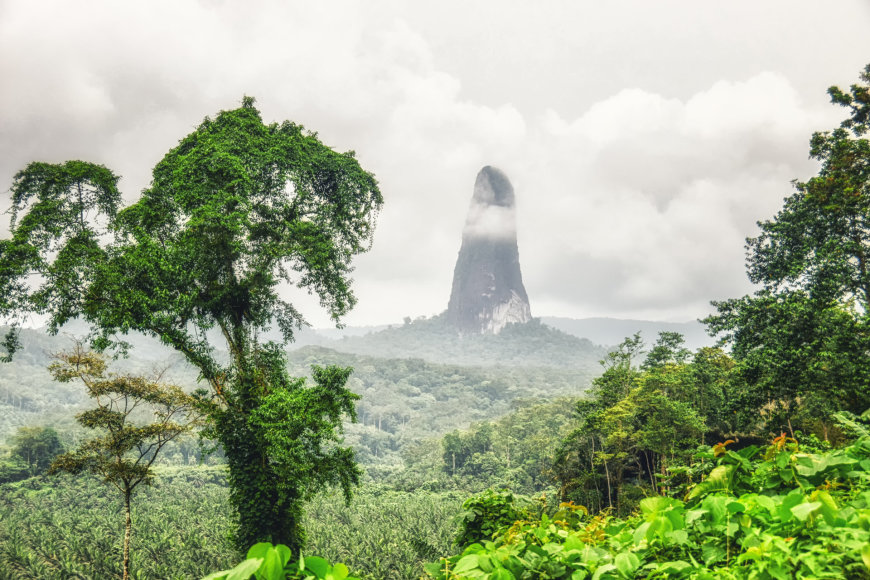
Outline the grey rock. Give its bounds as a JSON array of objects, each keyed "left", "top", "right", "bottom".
[{"left": 446, "top": 166, "right": 532, "bottom": 334}]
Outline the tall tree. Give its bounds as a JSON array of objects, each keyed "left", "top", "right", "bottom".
[
  {"left": 556, "top": 333, "right": 718, "bottom": 511},
  {"left": 9, "top": 425, "right": 64, "bottom": 476},
  {"left": 0, "top": 97, "right": 383, "bottom": 552},
  {"left": 706, "top": 65, "right": 870, "bottom": 434},
  {"left": 556, "top": 334, "right": 644, "bottom": 512},
  {"left": 49, "top": 346, "right": 199, "bottom": 580}
]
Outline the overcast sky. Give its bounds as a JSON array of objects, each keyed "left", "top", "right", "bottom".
[{"left": 2, "top": 0, "right": 869, "bottom": 328}]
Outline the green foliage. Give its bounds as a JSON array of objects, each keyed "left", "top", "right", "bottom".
[
  {"left": 443, "top": 424, "right": 495, "bottom": 477},
  {"left": 555, "top": 333, "right": 724, "bottom": 515},
  {"left": 249, "top": 365, "right": 360, "bottom": 503},
  {"left": 0, "top": 98, "right": 383, "bottom": 553},
  {"left": 48, "top": 346, "right": 200, "bottom": 579},
  {"left": 0, "top": 425, "right": 63, "bottom": 485},
  {"left": 0, "top": 457, "right": 29, "bottom": 485},
  {"left": 454, "top": 490, "right": 533, "bottom": 548},
  {"left": 8, "top": 426, "right": 63, "bottom": 477},
  {"left": 0, "top": 472, "right": 235, "bottom": 579},
  {"left": 48, "top": 347, "right": 199, "bottom": 489},
  {"left": 287, "top": 347, "right": 590, "bottom": 474},
  {"left": 641, "top": 331, "right": 691, "bottom": 370},
  {"left": 0, "top": 325, "right": 591, "bottom": 488},
  {"left": 323, "top": 316, "right": 606, "bottom": 370},
  {"left": 706, "top": 64, "right": 870, "bottom": 434},
  {"left": 427, "top": 434, "right": 870, "bottom": 579},
  {"left": 422, "top": 399, "right": 576, "bottom": 494},
  {"left": 0, "top": 161, "right": 121, "bottom": 348},
  {"left": 0, "top": 475, "right": 463, "bottom": 580},
  {"left": 203, "top": 542, "right": 359, "bottom": 580}
]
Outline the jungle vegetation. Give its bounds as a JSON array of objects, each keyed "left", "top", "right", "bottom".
[{"left": 1, "top": 66, "right": 870, "bottom": 580}]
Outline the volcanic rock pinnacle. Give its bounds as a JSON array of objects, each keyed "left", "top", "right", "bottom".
[{"left": 446, "top": 166, "right": 532, "bottom": 334}]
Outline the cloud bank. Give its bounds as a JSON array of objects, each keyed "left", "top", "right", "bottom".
[{"left": 1, "top": 0, "right": 868, "bottom": 326}]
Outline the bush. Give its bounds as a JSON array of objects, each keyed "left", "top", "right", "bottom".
[
  {"left": 426, "top": 434, "right": 870, "bottom": 579},
  {"left": 203, "top": 543, "right": 358, "bottom": 580},
  {"left": 454, "top": 490, "right": 532, "bottom": 547}
]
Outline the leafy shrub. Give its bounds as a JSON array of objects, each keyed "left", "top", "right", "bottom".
[
  {"left": 454, "top": 490, "right": 533, "bottom": 547},
  {"left": 203, "top": 543, "right": 358, "bottom": 580},
  {"left": 426, "top": 434, "right": 870, "bottom": 579}
]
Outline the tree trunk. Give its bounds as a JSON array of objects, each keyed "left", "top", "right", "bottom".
[
  {"left": 123, "top": 488, "right": 132, "bottom": 580},
  {"left": 643, "top": 451, "right": 657, "bottom": 494},
  {"left": 220, "top": 409, "right": 304, "bottom": 555},
  {"left": 601, "top": 450, "right": 613, "bottom": 510}
]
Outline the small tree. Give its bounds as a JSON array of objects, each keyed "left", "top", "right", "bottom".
[
  {"left": 48, "top": 345, "right": 199, "bottom": 580},
  {"left": 10, "top": 425, "right": 64, "bottom": 476}
]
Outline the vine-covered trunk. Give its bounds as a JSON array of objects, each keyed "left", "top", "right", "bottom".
[{"left": 219, "top": 407, "right": 304, "bottom": 554}]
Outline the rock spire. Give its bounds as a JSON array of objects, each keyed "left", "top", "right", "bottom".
[{"left": 446, "top": 166, "right": 532, "bottom": 334}]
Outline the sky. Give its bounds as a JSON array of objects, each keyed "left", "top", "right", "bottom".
[{"left": 1, "top": 0, "right": 869, "bottom": 328}]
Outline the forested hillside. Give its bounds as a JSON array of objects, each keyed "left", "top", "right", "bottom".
[
  {"left": 322, "top": 315, "right": 606, "bottom": 368},
  {"left": 0, "top": 327, "right": 198, "bottom": 443},
  {"left": 0, "top": 324, "right": 599, "bottom": 468}
]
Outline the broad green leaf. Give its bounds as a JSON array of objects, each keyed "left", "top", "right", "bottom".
[
  {"left": 655, "top": 561, "right": 691, "bottom": 574},
  {"left": 477, "top": 555, "right": 493, "bottom": 573},
  {"left": 701, "top": 495, "right": 728, "bottom": 525},
  {"left": 453, "top": 554, "right": 481, "bottom": 574},
  {"left": 725, "top": 449, "right": 752, "bottom": 471},
  {"left": 632, "top": 522, "right": 650, "bottom": 545},
  {"left": 640, "top": 496, "right": 680, "bottom": 516},
  {"left": 303, "top": 556, "right": 330, "bottom": 578},
  {"left": 665, "top": 510, "right": 686, "bottom": 531},
  {"left": 701, "top": 543, "right": 726, "bottom": 565},
  {"left": 226, "top": 558, "right": 262, "bottom": 580},
  {"left": 790, "top": 501, "right": 821, "bottom": 521},
  {"left": 330, "top": 563, "right": 349, "bottom": 580},
  {"left": 777, "top": 491, "right": 804, "bottom": 522},
  {"left": 423, "top": 562, "right": 445, "bottom": 577},
  {"left": 275, "top": 545, "right": 292, "bottom": 568},
  {"left": 725, "top": 521, "right": 738, "bottom": 536},
  {"left": 726, "top": 500, "right": 745, "bottom": 514},
  {"left": 492, "top": 569, "right": 515, "bottom": 580},
  {"left": 564, "top": 534, "right": 585, "bottom": 552},
  {"left": 814, "top": 490, "right": 838, "bottom": 511},
  {"left": 614, "top": 552, "right": 640, "bottom": 577},
  {"left": 591, "top": 563, "right": 617, "bottom": 580},
  {"left": 753, "top": 494, "right": 776, "bottom": 513},
  {"left": 767, "top": 563, "right": 790, "bottom": 580},
  {"left": 259, "top": 548, "right": 283, "bottom": 580},
  {"left": 246, "top": 543, "right": 273, "bottom": 560},
  {"left": 685, "top": 509, "right": 707, "bottom": 524}
]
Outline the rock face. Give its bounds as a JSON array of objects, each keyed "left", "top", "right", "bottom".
[{"left": 446, "top": 166, "right": 532, "bottom": 334}]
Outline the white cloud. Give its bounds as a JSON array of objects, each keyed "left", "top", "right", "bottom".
[
  {"left": 519, "top": 71, "right": 830, "bottom": 321},
  {"left": 0, "top": 0, "right": 867, "bottom": 327}
]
